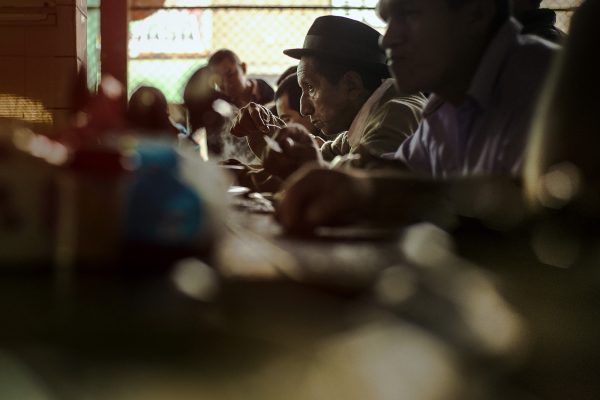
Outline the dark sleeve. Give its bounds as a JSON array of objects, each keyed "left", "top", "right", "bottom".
[{"left": 254, "top": 79, "right": 275, "bottom": 105}]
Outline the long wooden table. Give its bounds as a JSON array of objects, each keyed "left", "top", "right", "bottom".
[{"left": 1, "top": 207, "right": 599, "bottom": 399}]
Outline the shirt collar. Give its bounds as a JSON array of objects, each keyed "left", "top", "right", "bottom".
[
  {"left": 422, "top": 94, "right": 445, "bottom": 118},
  {"left": 467, "top": 18, "right": 522, "bottom": 110},
  {"left": 347, "top": 78, "right": 395, "bottom": 146}
]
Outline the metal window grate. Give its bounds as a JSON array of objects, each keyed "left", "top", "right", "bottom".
[{"left": 86, "top": 1, "right": 583, "bottom": 103}]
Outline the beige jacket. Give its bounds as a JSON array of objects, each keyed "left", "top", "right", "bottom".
[{"left": 320, "top": 79, "right": 426, "bottom": 161}]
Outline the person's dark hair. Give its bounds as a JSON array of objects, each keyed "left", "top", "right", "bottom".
[
  {"left": 276, "top": 66, "right": 298, "bottom": 86},
  {"left": 208, "top": 48, "right": 241, "bottom": 66},
  {"left": 446, "top": 0, "right": 510, "bottom": 31},
  {"left": 183, "top": 66, "right": 229, "bottom": 132},
  {"left": 308, "top": 55, "right": 388, "bottom": 93},
  {"left": 275, "top": 73, "right": 302, "bottom": 113},
  {"left": 127, "top": 86, "right": 173, "bottom": 132},
  {"left": 532, "top": 0, "right": 542, "bottom": 8}
]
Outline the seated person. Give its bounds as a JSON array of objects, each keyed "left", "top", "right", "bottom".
[
  {"left": 127, "top": 86, "right": 185, "bottom": 136},
  {"left": 513, "top": 0, "right": 567, "bottom": 43},
  {"left": 524, "top": 0, "right": 598, "bottom": 216},
  {"left": 267, "top": 65, "right": 298, "bottom": 118},
  {"left": 183, "top": 65, "right": 258, "bottom": 164},
  {"left": 276, "top": 65, "right": 298, "bottom": 86},
  {"left": 231, "top": 15, "right": 426, "bottom": 183},
  {"left": 208, "top": 49, "right": 274, "bottom": 108},
  {"left": 274, "top": 73, "right": 322, "bottom": 138},
  {"left": 275, "top": 0, "right": 559, "bottom": 232}
]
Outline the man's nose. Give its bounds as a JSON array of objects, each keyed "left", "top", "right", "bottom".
[
  {"left": 380, "top": 19, "right": 405, "bottom": 50},
  {"left": 299, "top": 93, "right": 314, "bottom": 117}
]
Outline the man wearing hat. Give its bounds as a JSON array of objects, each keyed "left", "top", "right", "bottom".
[
  {"left": 276, "top": 0, "right": 559, "bottom": 232},
  {"left": 230, "top": 15, "right": 426, "bottom": 181}
]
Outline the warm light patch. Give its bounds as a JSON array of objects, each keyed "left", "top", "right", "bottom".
[
  {"left": 0, "top": 94, "right": 54, "bottom": 125},
  {"left": 12, "top": 128, "right": 69, "bottom": 166}
]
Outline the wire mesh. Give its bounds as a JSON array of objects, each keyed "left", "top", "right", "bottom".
[{"left": 86, "top": 0, "right": 584, "bottom": 103}]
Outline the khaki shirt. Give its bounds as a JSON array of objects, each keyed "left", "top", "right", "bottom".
[{"left": 321, "top": 81, "right": 426, "bottom": 161}]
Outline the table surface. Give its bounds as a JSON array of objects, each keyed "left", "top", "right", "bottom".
[{"left": 1, "top": 207, "right": 600, "bottom": 399}]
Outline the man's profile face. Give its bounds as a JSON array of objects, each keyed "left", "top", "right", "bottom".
[
  {"left": 212, "top": 57, "right": 247, "bottom": 101},
  {"left": 297, "top": 57, "right": 356, "bottom": 135},
  {"left": 276, "top": 93, "right": 318, "bottom": 135},
  {"left": 378, "top": 0, "right": 473, "bottom": 94}
]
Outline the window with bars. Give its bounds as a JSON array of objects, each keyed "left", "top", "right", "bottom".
[{"left": 87, "top": 0, "right": 583, "bottom": 104}]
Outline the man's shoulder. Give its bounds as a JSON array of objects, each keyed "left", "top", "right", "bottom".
[
  {"left": 510, "top": 32, "right": 559, "bottom": 72},
  {"left": 389, "top": 92, "right": 427, "bottom": 108},
  {"left": 498, "top": 33, "right": 558, "bottom": 99},
  {"left": 519, "top": 8, "right": 567, "bottom": 44},
  {"left": 516, "top": 30, "right": 559, "bottom": 54},
  {"left": 379, "top": 86, "right": 428, "bottom": 115}
]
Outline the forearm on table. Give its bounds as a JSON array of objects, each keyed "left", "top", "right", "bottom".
[{"left": 357, "top": 172, "right": 523, "bottom": 225}]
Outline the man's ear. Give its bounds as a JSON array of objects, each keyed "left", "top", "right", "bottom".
[
  {"left": 240, "top": 62, "right": 248, "bottom": 75},
  {"left": 341, "top": 71, "right": 365, "bottom": 100}
]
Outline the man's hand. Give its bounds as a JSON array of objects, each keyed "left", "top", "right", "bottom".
[
  {"left": 275, "top": 166, "right": 374, "bottom": 233},
  {"left": 262, "top": 124, "right": 323, "bottom": 179},
  {"left": 230, "top": 102, "right": 285, "bottom": 138},
  {"left": 230, "top": 102, "right": 285, "bottom": 159},
  {"left": 219, "top": 159, "right": 252, "bottom": 185}
]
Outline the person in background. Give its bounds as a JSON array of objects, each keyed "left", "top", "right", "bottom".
[
  {"left": 513, "top": 0, "right": 567, "bottom": 43},
  {"left": 183, "top": 65, "right": 258, "bottom": 164},
  {"left": 127, "top": 86, "right": 185, "bottom": 136},
  {"left": 208, "top": 49, "right": 275, "bottom": 108},
  {"left": 274, "top": 73, "right": 322, "bottom": 138},
  {"left": 183, "top": 67, "right": 229, "bottom": 133},
  {"left": 275, "top": 0, "right": 558, "bottom": 233},
  {"left": 268, "top": 65, "right": 299, "bottom": 117},
  {"left": 276, "top": 65, "right": 298, "bottom": 86}
]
